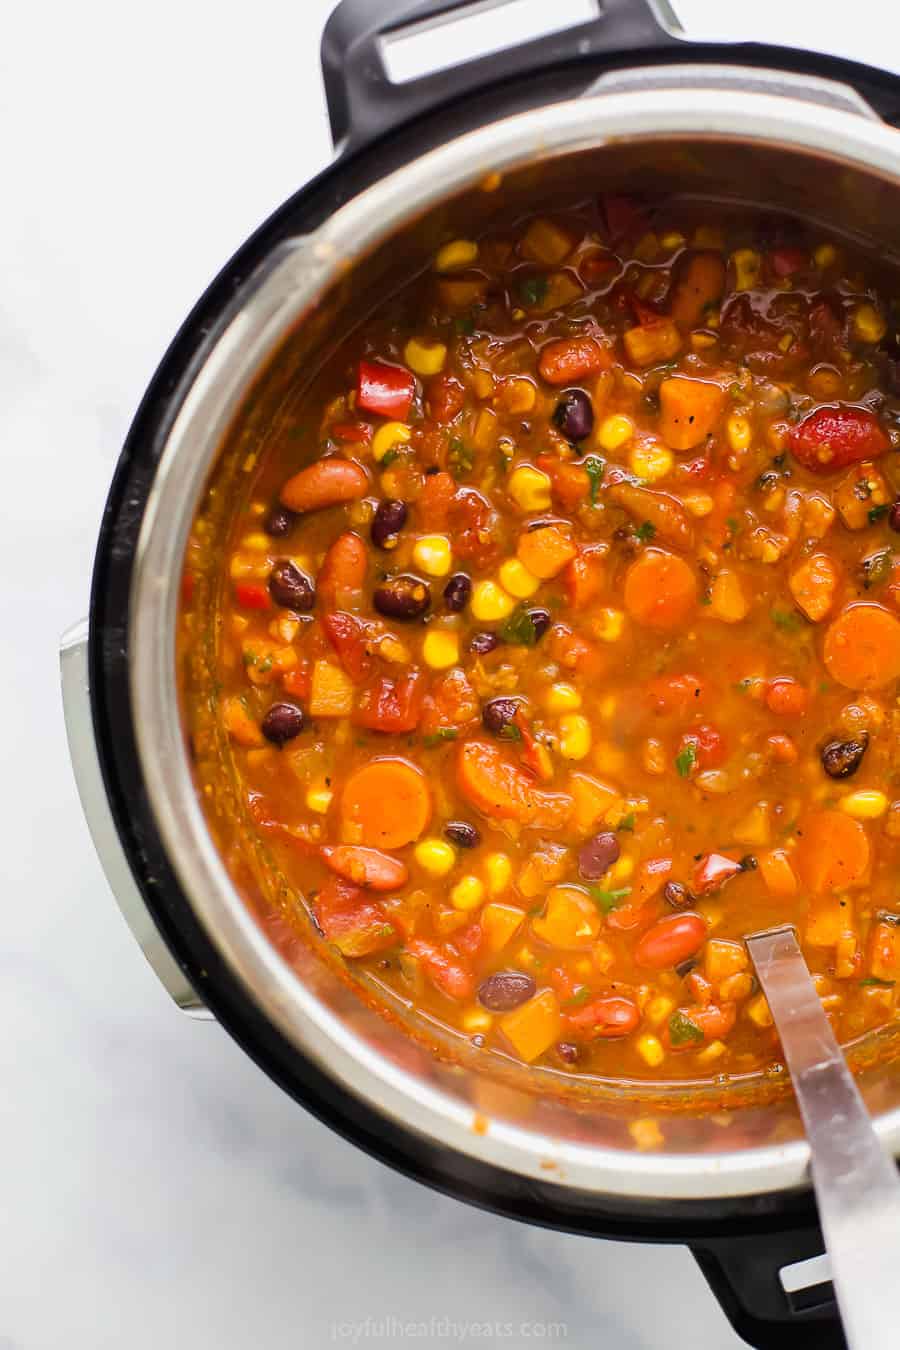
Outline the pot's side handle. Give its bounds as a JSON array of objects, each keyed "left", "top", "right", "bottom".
[
  {"left": 60, "top": 620, "right": 212, "bottom": 1019},
  {"left": 320, "top": 0, "right": 680, "bottom": 154},
  {"left": 691, "top": 1230, "right": 845, "bottom": 1350}
]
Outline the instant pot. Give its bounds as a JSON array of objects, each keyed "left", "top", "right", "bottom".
[{"left": 61, "top": 3, "right": 900, "bottom": 1345}]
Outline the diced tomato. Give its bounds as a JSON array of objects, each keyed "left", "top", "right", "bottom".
[
  {"left": 678, "top": 723, "right": 727, "bottom": 770},
  {"left": 512, "top": 709, "right": 553, "bottom": 782},
  {"left": 673, "top": 454, "right": 713, "bottom": 482},
  {"left": 693, "top": 852, "right": 743, "bottom": 895},
  {"left": 353, "top": 670, "right": 425, "bottom": 734},
  {"left": 808, "top": 298, "right": 842, "bottom": 353},
  {"left": 548, "top": 625, "right": 607, "bottom": 679},
  {"left": 563, "top": 995, "right": 640, "bottom": 1040},
  {"left": 406, "top": 938, "right": 474, "bottom": 1000},
  {"left": 234, "top": 580, "right": 271, "bottom": 611},
  {"left": 452, "top": 488, "right": 501, "bottom": 566},
  {"left": 330, "top": 421, "right": 372, "bottom": 444},
  {"left": 321, "top": 611, "right": 374, "bottom": 683},
  {"left": 606, "top": 856, "right": 672, "bottom": 931},
  {"left": 357, "top": 359, "right": 416, "bottom": 420},
  {"left": 646, "top": 672, "right": 707, "bottom": 718},
  {"left": 456, "top": 921, "right": 483, "bottom": 961},
  {"left": 663, "top": 1002, "right": 736, "bottom": 1051},
  {"left": 536, "top": 454, "right": 591, "bottom": 511},
  {"left": 420, "top": 668, "right": 479, "bottom": 735},
  {"left": 771, "top": 246, "right": 807, "bottom": 278},
  {"left": 181, "top": 570, "right": 196, "bottom": 604},
  {"left": 417, "top": 470, "right": 457, "bottom": 530},
  {"left": 601, "top": 194, "right": 647, "bottom": 241},
  {"left": 563, "top": 545, "right": 605, "bottom": 608},
  {"left": 765, "top": 677, "right": 809, "bottom": 717},
  {"left": 314, "top": 879, "right": 397, "bottom": 958},
  {"left": 789, "top": 405, "right": 889, "bottom": 474},
  {"left": 426, "top": 373, "right": 465, "bottom": 423},
  {"left": 282, "top": 661, "right": 311, "bottom": 699}
]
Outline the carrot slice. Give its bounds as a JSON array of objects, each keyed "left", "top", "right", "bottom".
[
  {"left": 823, "top": 603, "right": 900, "bottom": 690},
  {"left": 456, "top": 740, "right": 573, "bottom": 829},
  {"left": 340, "top": 758, "right": 431, "bottom": 849},
  {"left": 659, "top": 377, "right": 726, "bottom": 451},
  {"left": 623, "top": 549, "right": 697, "bottom": 630},
  {"left": 320, "top": 845, "right": 409, "bottom": 891},
  {"left": 796, "top": 810, "right": 870, "bottom": 893}
]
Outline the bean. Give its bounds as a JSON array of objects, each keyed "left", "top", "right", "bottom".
[
  {"left": 443, "top": 572, "right": 472, "bottom": 613},
  {"left": 269, "top": 560, "right": 315, "bottom": 611},
  {"left": 555, "top": 1041, "right": 580, "bottom": 1064},
  {"left": 566, "top": 995, "right": 640, "bottom": 1039},
  {"left": 889, "top": 499, "right": 900, "bottom": 533},
  {"left": 279, "top": 457, "right": 369, "bottom": 514},
  {"left": 577, "top": 831, "right": 620, "bottom": 880},
  {"left": 373, "top": 574, "right": 431, "bottom": 620},
  {"left": 538, "top": 335, "right": 604, "bottom": 385},
  {"left": 482, "top": 697, "right": 521, "bottom": 735},
  {"left": 443, "top": 820, "right": 481, "bottom": 849},
  {"left": 469, "top": 631, "right": 500, "bottom": 655},
  {"left": 821, "top": 734, "right": 868, "bottom": 779},
  {"left": 371, "top": 499, "right": 407, "bottom": 549},
  {"left": 663, "top": 880, "right": 692, "bottom": 910},
  {"left": 527, "top": 607, "right": 551, "bottom": 641},
  {"left": 261, "top": 702, "right": 304, "bottom": 746},
  {"left": 553, "top": 388, "right": 594, "bottom": 442},
  {"left": 264, "top": 505, "right": 296, "bottom": 537},
  {"left": 477, "top": 970, "right": 536, "bottom": 1012},
  {"left": 635, "top": 912, "right": 708, "bottom": 970}
]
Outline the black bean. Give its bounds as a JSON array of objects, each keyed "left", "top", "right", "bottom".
[
  {"left": 268, "top": 559, "right": 315, "bottom": 611},
  {"left": 821, "top": 734, "right": 868, "bottom": 779},
  {"left": 577, "top": 832, "right": 620, "bottom": 881},
  {"left": 443, "top": 572, "right": 472, "bottom": 613},
  {"left": 482, "top": 697, "right": 521, "bottom": 735},
  {"left": 556, "top": 1041, "right": 580, "bottom": 1065},
  {"left": 264, "top": 506, "right": 296, "bottom": 538},
  {"left": 443, "top": 820, "right": 481, "bottom": 849},
  {"left": 371, "top": 499, "right": 407, "bottom": 549},
  {"left": 663, "top": 881, "right": 692, "bottom": 910},
  {"left": 553, "top": 388, "right": 594, "bottom": 442},
  {"left": 469, "top": 631, "right": 500, "bottom": 655},
  {"left": 526, "top": 607, "right": 551, "bottom": 641},
  {"left": 261, "top": 702, "right": 304, "bottom": 746},
  {"left": 373, "top": 574, "right": 431, "bottom": 620},
  {"left": 477, "top": 970, "right": 537, "bottom": 1012},
  {"left": 889, "top": 499, "right": 900, "bottom": 533}
]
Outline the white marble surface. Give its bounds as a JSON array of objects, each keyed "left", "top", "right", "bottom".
[{"left": 3, "top": 2, "right": 900, "bottom": 1346}]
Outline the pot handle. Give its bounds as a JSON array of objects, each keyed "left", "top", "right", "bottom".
[
  {"left": 60, "top": 619, "right": 212, "bottom": 1019},
  {"left": 320, "top": 0, "right": 679, "bottom": 153},
  {"left": 690, "top": 1229, "right": 845, "bottom": 1349}
]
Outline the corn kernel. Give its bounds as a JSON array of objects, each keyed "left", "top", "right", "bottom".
[
  {"left": 635, "top": 1034, "right": 665, "bottom": 1068},
  {"left": 608, "top": 856, "right": 634, "bottom": 884},
  {"left": 660, "top": 231, "right": 686, "bottom": 251},
  {"left": 691, "top": 332, "right": 718, "bottom": 351},
  {"left": 629, "top": 441, "right": 674, "bottom": 483},
  {"left": 404, "top": 336, "right": 447, "bottom": 375},
  {"left": 413, "top": 534, "right": 453, "bottom": 577},
  {"left": 545, "top": 682, "right": 582, "bottom": 714},
  {"left": 593, "top": 607, "right": 625, "bottom": 642},
  {"left": 435, "top": 238, "right": 479, "bottom": 272},
  {"left": 415, "top": 838, "right": 456, "bottom": 876},
  {"left": 726, "top": 414, "right": 752, "bottom": 453},
  {"left": 484, "top": 852, "right": 512, "bottom": 896},
  {"left": 813, "top": 242, "right": 838, "bottom": 269},
  {"left": 838, "top": 789, "right": 888, "bottom": 820},
  {"left": 507, "top": 465, "right": 552, "bottom": 512},
  {"left": 697, "top": 1039, "right": 727, "bottom": 1065},
  {"left": 629, "top": 1118, "right": 664, "bottom": 1151},
  {"left": 422, "top": 630, "right": 460, "bottom": 670},
  {"left": 852, "top": 303, "right": 887, "bottom": 344},
  {"left": 451, "top": 874, "right": 486, "bottom": 912},
  {"left": 746, "top": 993, "right": 773, "bottom": 1028},
  {"left": 598, "top": 414, "right": 634, "bottom": 452},
  {"left": 559, "top": 714, "right": 592, "bottom": 761},
  {"left": 471, "top": 579, "right": 515, "bottom": 621},
  {"left": 498, "top": 557, "right": 540, "bottom": 598},
  {"left": 241, "top": 531, "right": 271, "bottom": 551},
  {"left": 372, "top": 420, "right": 411, "bottom": 462},
  {"left": 462, "top": 1009, "right": 493, "bottom": 1033},
  {"left": 306, "top": 786, "right": 333, "bottom": 814},
  {"left": 645, "top": 995, "right": 675, "bottom": 1027},
  {"left": 731, "top": 248, "right": 761, "bottom": 290},
  {"left": 684, "top": 492, "right": 714, "bottom": 518}
]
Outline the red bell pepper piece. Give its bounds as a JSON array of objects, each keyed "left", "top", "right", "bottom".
[
  {"left": 234, "top": 579, "right": 271, "bottom": 611},
  {"left": 330, "top": 421, "right": 372, "bottom": 444},
  {"left": 692, "top": 852, "right": 743, "bottom": 895},
  {"left": 357, "top": 359, "right": 415, "bottom": 421},
  {"left": 789, "top": 405, "right": 889, "bottom": 473}
]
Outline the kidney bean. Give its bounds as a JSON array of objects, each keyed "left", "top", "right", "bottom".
[
  {"left": 268, "top": 560, "right": 315, "bottom": 611},
  {"left": 261, "top": 702, "right": 304, "bottom": 746},
  {"left": 663, "top": 880, "right": 692, "bottom": 910},
  {"left": 371, "top": 499, "right": 407, "bottom": 549},
  {"left": 280, "top": 457, "right": 369, "bottom": 513},
  {"left": 264, "top": 505, "right": 296, "bottom": 537},
  {"left": 553, "top": 388, "right": 594, "bottom": 442},
  {"left": 373, "top": 575, "right": 431, "bottom": 620},
  {"left": 577, "top": 831, "right": 620, "bottom": 880},
  {"left": 477, "top": 970, "right": 537, "bottom": 1011},
  {"left": 317, "top": 531, "right": 368, "bottom": 611},
  {"left": 482, "top": 697, "right": 521, "bottom": 735},
  {"left": 821, "top": 734, "right": 868, "bottom": 779},
  {"left": 469, "top": 631, "right": 500, "bottom": 655},
  {"left": 443, "top": 572, "right": 472, "bottom": 613},
  {"left": 527, "top": 608, "right": 551, "bottom": 641},
  {"left": 565, "top": 995, "right": 640, "bottom": 1039},
  {"left": 635, "top": 912, "right": 708, "bottom": 970},
  {"left": 443, "top": 820, "right": 481, "bottom": 849}
]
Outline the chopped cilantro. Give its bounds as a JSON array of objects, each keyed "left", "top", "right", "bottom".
[
  {"left": 518, "top": 275, "right": 548, "bottom": 307},
  {"left": 771, "top": 606, "right": 803, "bottom": 632},
  {"left": 668, "top": 1010, "right": 704, "bottom": 1046},
  {"left": 675, "top": 743, "right": 697, "bottom": 778},
  {"left": 453, "top": 313, "right": 476, "bottom": 337},
  {"left": 635, "top": 520, "right": 656, "bottom": 543},
  {"left": 498, "top": 722, "right": 523, "bottom": 743},
  {"left": 583, "top": 455, "right": 605, "bottom": 504},
  {"left": 423, "top": 728, "right": 458, "bottom": 748},
  {"left": 448, "top": 436, "right": 475, "bottom": 479},
  {"left": 726, "top": 516, "right": 741, "bottom": 537},
  {"left": 860, "top": 976, "right": 896, "bottom": 988},
  {"left": 861, "top": 548, "right": 893, "bottom": 590},
  {"left": 590, "top": 885, "right": 632, "bottom": 913},
  {"left": 564, "top": 987, "right": 593, "bottom": 1008},
  {"left": 617, "top": 812, "right": 636, "bottom": 833},
  {"left": 868, "top": 502, "right": 890, "bottom": 524},
  {"left": 380, "top": 448, "right": 400, "bottom": 468},
  {"left": 498, "top": 606, "right": 539, "bottom": 646}
]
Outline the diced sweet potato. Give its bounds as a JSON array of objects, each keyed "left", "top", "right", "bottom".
[
  {"left": 659, "top": 377, "right": 726, "bottom": 450},
  {"left": 623, "top": 319, "right": 682, "bottom": 369},
  {"left": 789, "top": 553, "right": 840, "bottom": 623}
]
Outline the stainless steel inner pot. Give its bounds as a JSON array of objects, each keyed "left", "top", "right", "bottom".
[{"left": 107, "top": 75, "right": 900, "bottom": 1204}]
